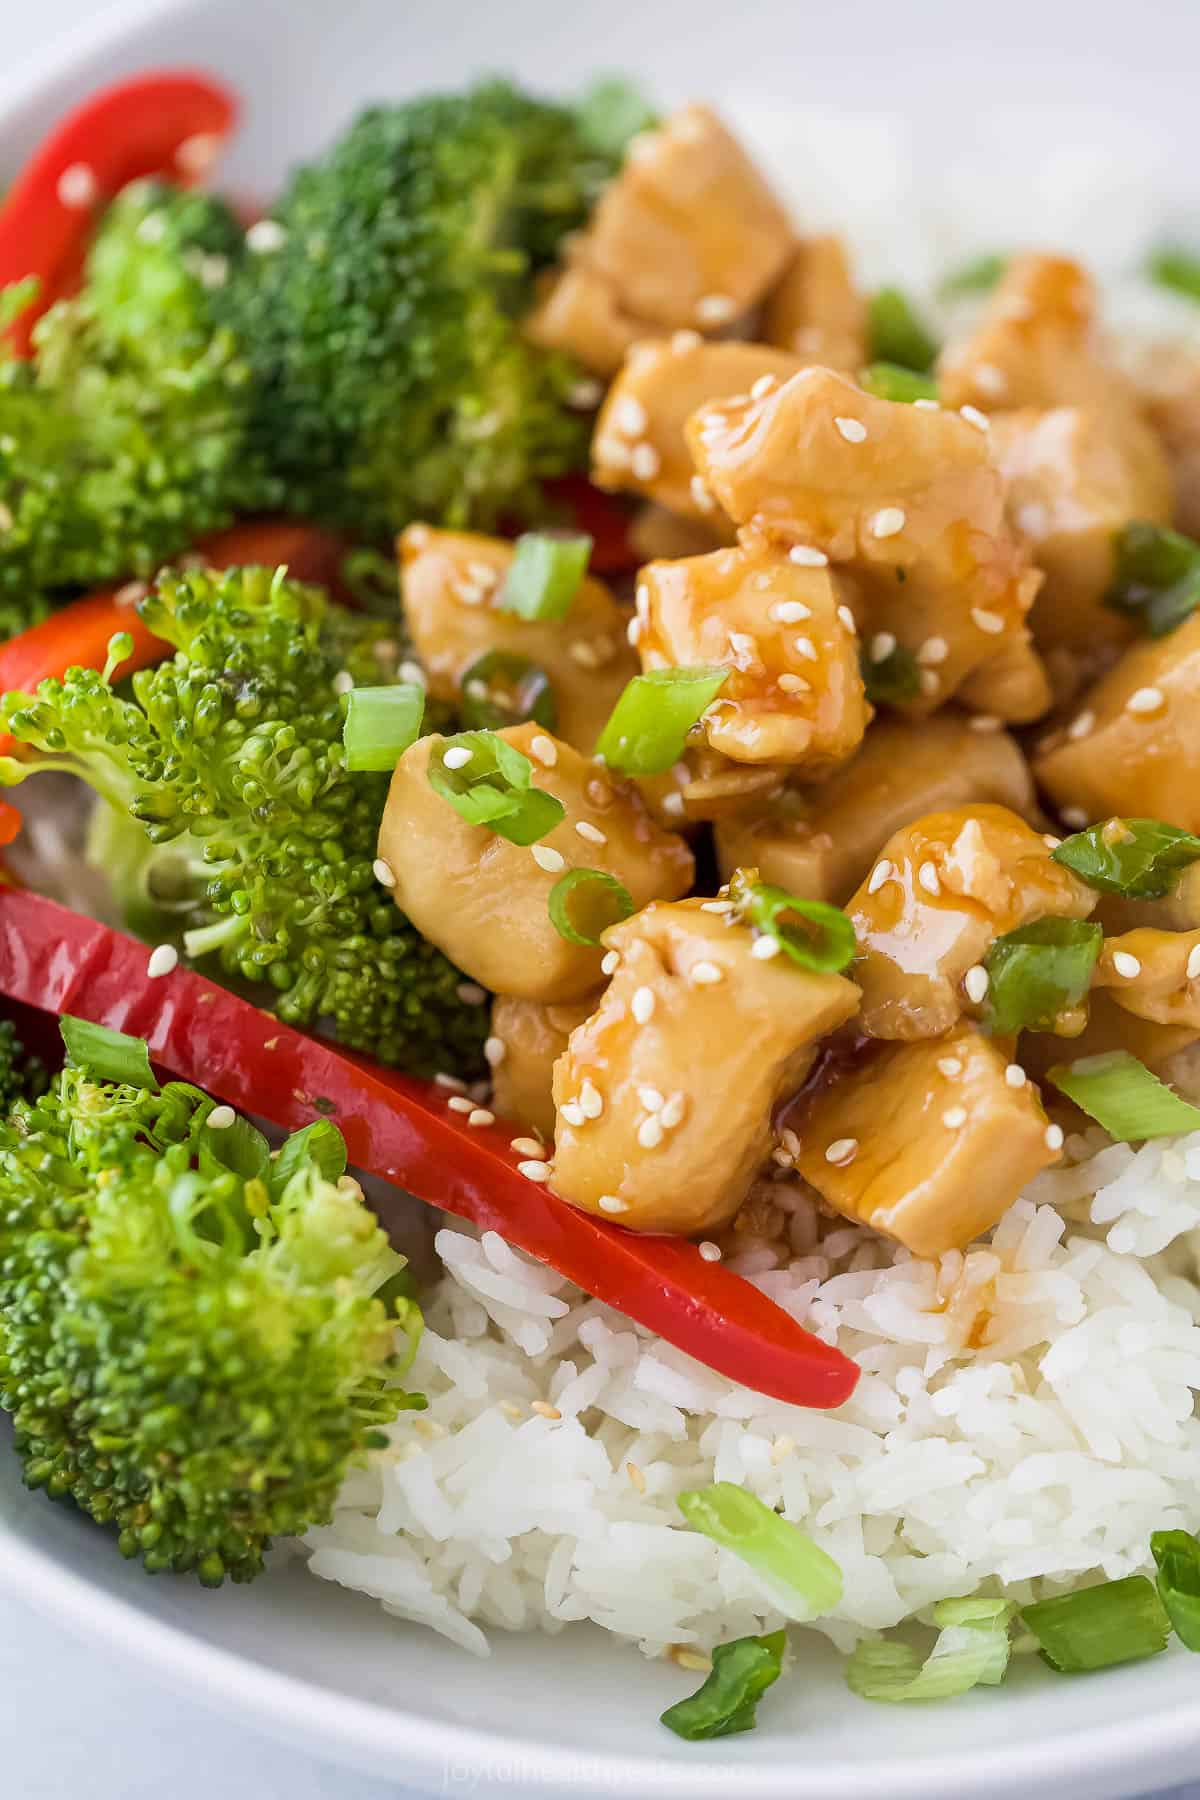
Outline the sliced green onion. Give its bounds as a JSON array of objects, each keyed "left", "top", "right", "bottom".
[
  {"left": 983, "top": 917, "right": 1103, "bottom": 1036},
  {"left": 427, "top": 730, "right": 565, "bottom": 845},
  {"left": 738, "top": 880, "right": 857, "bottom": 974},
  {"left": 677, "top": 1483, "right": 843, "bottom": 1620},
  {"left": 1047, "top": 1051, "right": 1200, "bottom": 1141},
  {"left": 340, "top": 548, "right": 399, "bottom": 614},
  {"left": 548, "top": 868, "right": 634, "bottom": 946},
  {"left": 201, "top": 1113, "right": 271, "bottom": 1184},
  {"left": 1051, "top": 817, "right": 1200, "bottom": 900},
  {"left": 859, "top": 361, "right": 940, "bottom": 404},
  {"left": 1019, "top": 1576, "right": 1171, "bottom": 1673},
  {"left": 459, "top": 651, "right": 557, "bottom": 733},
  {"left": 342, "top": 684, "right": 425, "bottom": 772},
  {"left": 931, "top": 1596, "right": 1016, "bottom": 1630},
  {"left": 938, "top": 253, "right": 1008, "bottom": 300},
  {"left": 1150, "top": 1529, "right": 1200, "bottom": 1651},
  {"left": 594, "top": 665, "right": 729, "bottom": 775},
  {"left": 576, "top": 77, "right": 659, "bottom": 158},
  {"left": 846, "top": 1610, "right": 1012, "bottom": 1703},
  {"left": 0, "top": 276, "right": 40, "bottom": 334},
  {"left": 867, "top": 287, "right": 939, "bottom": 373},
  {"left": 60, "top": 1017, "right": 158, "bottom": 1091},
  {"left": 660, "top": 1631, "right": 786, "bottom": 1741},
  {"left": 1147, "top": 246, "right": 1200, "bottom": 305},
  {"left": 860, "top": 641, "right": 921, "bottom": 705},
  {"left": 1105, "top": 521, "right": 1200, "bottom": 637},
  {"left": 498, "top": 532, "right": 592, "bottom": 622},
  {"left": 270, "top": 1118, "right": 348, "bottom": 1196}
]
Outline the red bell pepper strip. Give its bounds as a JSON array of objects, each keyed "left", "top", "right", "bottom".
[
  {"left": 0, "top": 887, "right": 859, "bottom": 1409},
  {"left": 0, "top": 70, "right": 239, "bottom": 356}
]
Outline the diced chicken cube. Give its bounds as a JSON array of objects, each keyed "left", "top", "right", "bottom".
[
  {"left": 379, "top": 724, "right": 694, "bottom": 1004},
  {"left": 1093, "top": 926, "right": 1200, "bottom": 1029},
  {"left": 714, "top": 714, "right": 1036, "bottom": 903},
  {"left": 1021, "top": 990, "right": 1198, "bottom": 1086},
  {"left": 592, "top": 338, "right": 802, "bottom": 519},
  {"left": 762, "top": 234, "right": 867, "bottom": 372},
  {"left": 847, "top": 803, "right": 1096, "bottom": 1038},
  {"left": 795, "top": 1025, "right": 1057, "bottom": 1256},
  {"left": 686, "top": 367, "right": 1044, "bottom": 720},
  {"left": 399, "top": 526, "right": 637, "bottom": 757},
  {"left": 636, "top": 533, "right": 869, "bottom": 768},
  {"left": 1140, "top": 345, "right": 1200, "bottom": 537},
  {"left": 524, "top": 264, "right": 647, "bottom": 378},
  {"left": 1035, "top": 612, "right": 1200, "bottom": 831},
  {"left": 489, "top": 993, "right": 600, "bottom": 1142},
  {"left": 637, "top": 748, "right": 787, "bottom": 830},
  {"left": 550, "top": 899, "right": 859, "bottom": 1234}
]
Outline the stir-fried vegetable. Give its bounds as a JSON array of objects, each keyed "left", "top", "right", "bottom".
[
  {"left": 1150, "top": 1530, "right": 1200, "bottom": 1650},
  {"left": 547, "top": 867, "right": 635, "bottom": 945},
  {"left": 677, "top": 1484, "right": 843, "bottom": 1619},
  {"left": 1047, "top": 1051, "right": 1200, "bottom": 1140},
  {"left": 499, "top": 531, "right": 593, "bottom": 621},
  {"left": 983, "top": 919, "right": 1103, "bottom": 1035},
  {"left": 1019, "top": 1578, "right": 1172, "bottom": 1673},
  {"left": 1052, "top": 817, "right": 1200, "bottom": 899},
  {"left": 342, "top": 685, "right": 426, "bottom": 772},
  {"left": 594, "top": 666, "right": 729, "bottom": 773},
  {"left": 846, "top": 1599, "right": 1014, "bottom": 1703},
  {"left": 866, "top": 286, "right": 938, "bottom": 373},
  {"left": 1105, "top": 521, "right": 1200, "bottom": 637},
  {"left": 661, "top": 1632, "right": 787, "bottom": 1739},
  {"left": 427, "top": 729, "right": 566, "bottom": 843}
]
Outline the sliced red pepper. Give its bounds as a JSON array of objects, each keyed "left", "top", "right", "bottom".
[
  {"left": 0, "top": 887, "right": 859, "bottom": 1409},
  {"left": 541, "top": 475, "right": 638, "bottom": 574},
  {"left": 0, "top": 70, "right": 239, "bottom": 356}
]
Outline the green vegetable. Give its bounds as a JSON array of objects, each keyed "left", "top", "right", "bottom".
[
  {"left": 499, "top": 532, "right": 592, "bottom": 621},
  {"left": 1020, "top": 1577, "right": 1171, "bottom": 1673},
  {"left": 859, "top": 361, "right": 939, "bottom": 404},
  {"left": 735, "top": 878, "right": 857, "bottom": 973},
  {"left": 0, "top": 1033, "right": 420, "bottom": 1585},
  {"left": 1150, "top": 1530, "right": 1200, "bottom": 1651},
  {"left": 60, "top": 1016, "right": 158, "bottom": 1090},
  {"left": 1104, "top": 521, "right": 1200, "bottom": 637},
  {"left": 575, "top": 76, "right": 658, "bottom": 158},
  {"left": 0, "top": 1019, "right": 47, "bottom": 1115},
  {"left": 427, "top": 730, "right": 565, "bottom": 844},
  {"left": 846, "top": 1598, "right": 1013, "bottom": 1703},
  {"left": 1047, "top": 1051, "right": 1200, "bottom": 1141},
  {"left": 660, "top": 1632, "right": 786, "bottom": 1741},
  {"left": 938, "top": 253, "right": 1008, "bottom": 300},
  {"left": 1147, "top": 246, "right": 1200, "bottom": 305},
  {"left": 677, "top": 1483, "right": 843, "bottom": 1620},
  {"left": 0, "top": 564, "right": 487, "bottom": 1078},
  {"left": 594, "top": 666, "right": 729, "bottom": 774},
  {"left": 983, "top": 918, "right": 1103, "bottom": 1035},
  {"left": 342, "top": 684, "right": 425, "bottom": 772},
  {"left": 860, "top": 640, "right": 921, "bottom": 705},
  {"left": 867, "top": 287, "right": 938, "bottom": 373},
  {"left": 459, "top": 651, "right": 557, "bottom": 732},
  {"left": 1051, "top": 817, "right": 1200, "bottom": 899},
  {"left": 548, "top": 868, "right": 634, "bottom": 946}
]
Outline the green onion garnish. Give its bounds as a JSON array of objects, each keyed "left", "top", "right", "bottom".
[
  {"left": 1051, "top": 817, "right": 1200, "bottom": 899},
  {"left": 1047, "top": 1051, "right": 1200, "bottom": 1141},
  {"left": 860, "top": 641, "right": 921, "bottom": 705},
  {"left": 677, "top": 1483, "right": 843, "bottom": 1620},
  {"left": 427, "top": 730, "right": 565, "bottom": 845},
  {"left": 342, "top": 684, "right": 425, "bottom": 772},
  {"left": 867, "top": 287, "right": 939, "bottom": 374},
  {"left": 201, "top": 1112, "right": 271, "bottom": 1184},
  {"left": 594, "top": 665, "right": 729, "bottom": 775},
  {"left": 738, "top": 880, "right": 857, "bottom": 973},
  {"left": 548, "top": 868, "right": 634, "bottom": 946},
  {"left": 1020, "top": 1576, "right": 1171, "bottom": 1673},
  {"left": 340, "top": 548, "right": 400, "bottom": 613},
  {"left": 0, "top": 275, "right": 40, "bottom": 334},
  {"left": 660, "top": 1631, "right": 786, "bottom": 1741},
  {"left": 576, "top": 77, "right": 659, "bottom": 158},
  {"left": 498, "top": 532, "right": 593, "bottom": 622},
  {"left": 1147, "top": 246, "right": 1200, "bottom": 305},
  {"left": 937, "top": 253, "right": 1008, "bottom": 300},
  {"left": 983, "top": 917, "right": 1103, "bottom": 1035},
  {"left": 270, "top": 1118, "right": 348, "bottom": 1196},
  {"left": 60, "top": 1017, "right": 158, "bottom": 1091},
  {"left": 1151, "top": 1529, "right": 1200, "bottom": 1651},
  {"left": 859, "top": 361, "right": 940, "bottom": 404},
  {"left": 1105, "top": 521, "right": 1200, "bottom": 637},
  {"left": 846, "top": 1598, "right": 1014, "bottom": 1703},
  {"left": 459, "top": 651, "right": 557, "bottom": 733}
]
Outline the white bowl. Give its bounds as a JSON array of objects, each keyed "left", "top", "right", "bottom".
[{"left": 4, "top": 2, "right": 1200, "bottom": 1793}]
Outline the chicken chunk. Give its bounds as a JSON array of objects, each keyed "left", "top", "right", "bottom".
[
  {"left": 399, "top": 526, "right": 637, "bottom": 757},
  {"left": 573, "top": 105, "right": 794, "bottom": 335},
  {"left": 1021, "top": 990, "right": 1198, "bottom": 1086},
  {"left": 550, "top": 899, "right": 859, "bottom": 1234},
  {"left": 686, "top": 367, "right": 1045, "bottom": 720},
  {"left": 1093, "top": 927, "right": 1200, "bottom": 1030},
  {"left": 848, "top": 803, "right": 1096, "bottom": 1038},
  {"left": 379, "top": 724, "right": 694, "bottom": 1003},
  {"left": 592, "top": 337, "right": 802, "bottom": 519},
  {"left": 1035, "top": 612, "right": 1200, "bottom": 831},
  {"left": 714, "top": 714, "right": 1036, "bottom": 904},
  {"left": 637, "top": 749, "right": 787, "bottom": 830},
  {"left": 762, "top": 234, "right": 867, "bottom": 372},
  {"left": 524, "top": 264, "right": 647, "bottom": 378},
  {"left": 795, "top": 1025, "right": 1057, "bottom": 1256},
  {"left": 1140, "top": 345, "right": 1200, "bottom": 537},
  {"left": 627, "top": 503, "right": 731, "bottom": 564},
  {"left": 991, "top": 406, "right": 1172, "bottom": 655},
  {"left": 489, "top": 993, "right": 600, "bottom": 1142},
  {"left": 636, "top": 533, "right": 869, "bottom": 768}
]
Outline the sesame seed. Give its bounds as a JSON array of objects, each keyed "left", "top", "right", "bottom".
[
  {"left": 575, "top": 820, "right": 607, "bottom": 845},
  {"left": 1005, "top": 1064, "right": 1027, "bottom": 1088},
  {"left": 690, "top": 961, "right": 724, "bottom": 985},
  {"left": 794, "top": 636, "right": 818, "bottom": 662},
  {"left": 971, "top": 608, "right": 1005, "bottom": 635},
  {"left": 837, "top": 605, "right": 858, "bottom": 635},
  {"left": 626, "top": 1460, "right": 647, "bottom": 1492},
  {"left": 974, "top": 362, "right": 1007, "bottom": 397},
  {"left": 969, "top": 715, "right": 1003, "bottom": 734},
  {"left": 601, "top": 950, "right": 621, "bottom": 976},
  {"left": 638, "top": 1085, "right": 665, "bottom": 1112},
  {"left": 918, "top": 861, "right": 941, "bottom": 896},
  {"left": 751, "top": 935, "right": 781, "bottom": 959},
  {"left": 867, "top": 860, "right": 893, "bottom": 895},
  {"left": 468, "top": 1108, "right": 495, "bottom": 1129},
  {"left": 917, "top": 636, "right": 949, "bottom": 666},
  {"left": 698, "top": 1240, "right": 722, "bottom": 1262},
  {"left": 331, "top": 670, "right": 354, "bottom": 697},
  {"left": 942, "top": 1106, "right": 967, "bottom": 1129},
  {"left": 147, "top": 943, "right": 178, "bottom": 979},
  {"left": 579, "top": 1080, "right": 604, "bottom": 1119},
  {"left": 626, "top": 616, "right": 641, "bottom": 647},
  {"left": 1067, "top": 710, "right": 1095, "bottom": 741},
  {"left": 960, "top": 404, "right": 990, "bottom": 431},
  {"left": 398, "top": 658, "right": 424, "bottom": 686},
  {"left": 518, "top": 1158, "right": 553, "bottom": 1181},
  {"left": 595, "top": 436, "right": 631, "bottom": 472},
  {"left": 672, "top": 329, "right": 703, "bottom": 351},
  {"left": 701, "top": 899, "right": 735, "bottom": 914},
  {"left": 1061, "top": 807, "right": 1089, "bottom": 830},
  {"left": 728, "top": 630, "right": 757, "bottom": 659},
  {"left": 443, "top": 745, "right": 473, "bottom": 770},
  {"left": 689, "top": 474, "right": 716, "bottom": 514},
  {"left": 1126, "top": 685, "right": 1165, "bottom": 715},
  {"left": 1044, "top": 1124, "right": 1064, "bottom": 1153},
  {"left": 769, "top": 600, "right": 812, "bottom": 623},
  {"left": 511, "top": 1136, "right": 544, "bottom": 1157},
  {"left": 835, "top": 416, "right": 868, "bottom": 444},
  {"left": 1042, "top": 835, "right": 1063, "bottom": 850},
  {"left": 825, "top": 1137, "right": 858, "bottom": 1165},
  {"left": 632, "top": 987, "right": 656, "bottom": 1023},
  {"left": 114, "top": 580, "right": 149, "bottom": 607},
  {"left": 569, "top": 641, "right": 600, "bottom": 668},
  {"left": 598, "top": 1195, "right": 628, "bottom": 1214},
  {"left": 568, "top": 378, "right": 604, "bottom": 410},
  {"left": 206, "top": 1105, "right": 236, "bottom": 1130},
  {"left": 373, "top": 858, "right": 396, "bottom": 887},
  {"left": 531, "top": 1400, "right": 562, "bottom": 1420},
  {"left": 435, "top": 1072, "right": 468, "bottom": 1091},
  {"left": 1188, "top": 944, "right": 1200, "bottom": 981},
  {"left": 696, "top": 293, "right": 737, "bottom": 326},
  {"left": 660, "top": 1092, "right": 687, "bottom": 1129},
  {"left": 938, "top": 1057, "right": 963, "bottom": 1078},
  {"left": 631, "top": 442, "right": 661, "bottom": 481},
  {"left": 447, "top": 1095, "right": 474, "bottom": 1113},
  {"left": 777, "top": 673, "right": 810, "bottom": 694},
  {"left": 870, "top": 631, "right": 897, "bottom": 661},
  {"left": 751, "top": 374, "right": 777, "bottom": 399},
  {"left": 872, "top": 507, "right": 906, "bottom": 539},
  {"left": 615, "top": 395, "right": 648, "bottom": 436},
  {"left": 638, "top": 1115, "right": 665, "bottom": 1149},
  {"left": 919, "top": 670, "right": 940, "bottom": 697},
  {"left": 964, "top": 964, "right": 989, "bottom": 1004},
  {"left": 484, "top": 1036, "right": 507, "bottom": 1067},
  {"left": 531, "top": 845, "right": 566, "bottom": 873},
  {"left": 913, "top": 397, "right": 941, "bottom": 411},
  {"left": 456, "top": 982, "right": 487, "bottom": 1005},
  {"left": 560, "top": 1102, "right": 586, "bottom": 1127},
  {"left": 246, "top": 218, "right": 288, "bottom": 254},
  {"left": 57, "top": 162, "right": 97, "bottom": 208},
  {"left": 1112, "top": 950, "right": 1142, "bottom": 979},
  {"left": 529, "top": 734, "right": 558, "bottom": 767},
  {"left": 789, "top": 544, "right": 829, "bottom": 567}
]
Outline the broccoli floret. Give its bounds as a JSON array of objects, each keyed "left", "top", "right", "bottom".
[
  {"left": 0, "top": 182, "right": 269, "bottom": 631},
  {"left": 0, "top": 1048, "right": 418, "bottom": 1583},
  {"left": 0, "top": 564, "right": 488, "bottom": 1076},
  {"left": 222, "top": 80, "right": 616, "bottom": 540},
  {"left": 0, "top": 1019, "right": 46, "bottom": 1113}
]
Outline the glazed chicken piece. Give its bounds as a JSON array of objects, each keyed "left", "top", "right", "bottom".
[
  {"left": 489, "top": 993, "right": 600, "bottom": 1142},
  {"left": 1035, "top": 612, "right": 1200, "bottom": 831},
  {"left": 1140, "top": 346, "right": 1200, "bottom": 537},
  {"left": 379, "top": 724, "right": 694, "bottom": 1004},
  {"left": 592, "top": 337, "right": 802, "bottom": 519},
  {"left": 762, "top": 234, "right": 867, "bottom": 372},
  {"left": 686, "top": 367, "right": 1046, "bottom": 720},
  {"left": 399, "top": 526, "right": 637, "bottom": 757},
  {"left": 637, "top": 749, "right": 787, "bottom": 830},
  {"left": 550, "top": 898, "right": 859, "bottom": 1234},
  {"left": 524, "top": 264, "right": 646, "bottom": 378},
  {"left": 1022, "top": 990, "right": 1199, "bottom": 1086},
  {"left": 795, "top": 1025, "right": 1058, "bottom": 1257},
  {"left": 1093, "top": 926, "right": 1200, "bottom": 1030},
  {"left": 635, "top": 532, "right": 869, "bottom": 768},
  {"left": 848, "top": 803, "right": 1096, "bottom": 1039},
  {"left": 714, "top": 714, "right": 1036, "bottom": 904},
  {"left": 627, "top": 504, "right": 730, "bottom": 564}
]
